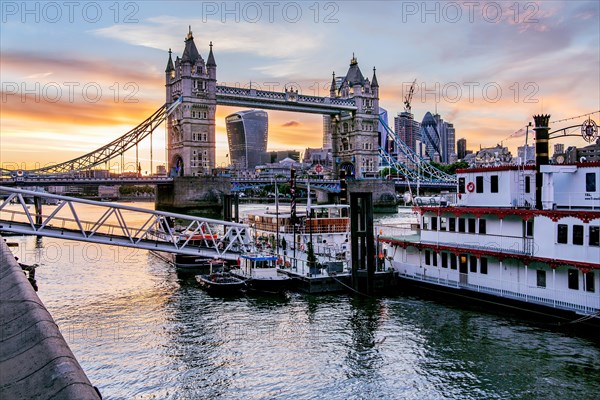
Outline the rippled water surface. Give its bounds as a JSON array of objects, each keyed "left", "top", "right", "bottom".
[{"left": 8, "top": 203, "right": 600, "bottom": 399}]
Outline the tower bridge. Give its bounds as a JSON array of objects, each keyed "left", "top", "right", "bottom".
[
  {"left": 165, "top": 27, "right": 382, "bottom": 180},
  {"left": 3, "top": 26, "right": 455, "bottom": 206}
]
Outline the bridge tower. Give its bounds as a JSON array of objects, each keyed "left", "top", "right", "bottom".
[
  {"left": 330, "top": 55, "right": 380, "bottom": 179},
  {"left": 165, "top": 27, "right": 217, "bottom": 176}
]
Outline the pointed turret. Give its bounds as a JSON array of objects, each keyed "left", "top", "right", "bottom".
[
  {"left": 330, "top": 72, "right": 336, "bottom": 97},
  {"left": 207, "top": 41, "right": 216, "bottom": 67},
  {"left": 165, "top": 48, "right": 174, "bottom": 73},
  {"left": 341, "top": 53, "right": 365, "bottom": 88},
  {"left": 371, "top": 67, "right": 379, "bottom": 87},
  {"left": 181, "top": 26, "right": 201, "bottom": 64}
]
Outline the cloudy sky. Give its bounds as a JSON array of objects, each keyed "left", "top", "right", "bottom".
[{"left": 1, "top": 1, "right": 599, "bottom": 172}]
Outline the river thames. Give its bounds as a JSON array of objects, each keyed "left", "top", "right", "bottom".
[{"left": 8, "top": 202, "right": 600, "bottom": 399}]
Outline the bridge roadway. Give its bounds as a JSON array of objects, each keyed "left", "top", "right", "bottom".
[
  {"left": 215, "top": 85, "right": 357, "bottom": 115},
  {"left": 1, "top": 176, "right": 455, "bottom": 192}
]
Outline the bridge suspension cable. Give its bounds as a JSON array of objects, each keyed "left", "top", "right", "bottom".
[
  {"left": 10, "top": 98, "right": 182, "bottom": 176},
  {"left": 377, "top": 115, "right": 456, "bottom": 183}
]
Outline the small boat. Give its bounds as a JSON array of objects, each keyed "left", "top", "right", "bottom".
[
  {"left": 230, "top": 254, "right": 291, "bottom": 294},
  {"left": 195, "top": 272, "right": 245, "bottom": 294}
]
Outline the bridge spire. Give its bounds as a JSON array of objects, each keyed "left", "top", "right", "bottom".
[
  {"left": 165, "top": 48, "right": 174, "bottom": 73},
  {"left": 182, "top": 26, "right": 201, "bottom": 64},
  {"left": 330, "top": 71, "right": 336, "bottom": 97},
  {"left": 207, "top": 41, "right": 216, "bottom": 67},
  {"left": 371, "top": 67, "right": 378, "bottom": 88}
]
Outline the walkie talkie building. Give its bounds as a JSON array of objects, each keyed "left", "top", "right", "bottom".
[{"left": 226, "top": 110, "right": 268, "bottom": 170}]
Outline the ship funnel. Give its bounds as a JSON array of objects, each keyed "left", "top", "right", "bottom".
[{"left": 533, "top": 114, "right": 550, "bottom": 210}]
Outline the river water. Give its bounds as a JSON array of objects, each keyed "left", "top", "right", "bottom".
[{"left": 6, "top": 202, "right": 600, "bottom": 399}]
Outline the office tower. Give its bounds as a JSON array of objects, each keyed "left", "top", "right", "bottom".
[{"left": 226, "top": 110, "right": 268, "bottom": 170}]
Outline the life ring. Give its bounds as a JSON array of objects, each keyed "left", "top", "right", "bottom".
[{"left": 466, "top": 182, "right": 475, "bottom": 192}]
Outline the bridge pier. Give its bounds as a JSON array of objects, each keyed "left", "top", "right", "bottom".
[
  {"left": 155, "top": 176, "right": 231, "bottom": 213},
  {"left": 347, "top": 180, "right": 396, "bottom": 213}
]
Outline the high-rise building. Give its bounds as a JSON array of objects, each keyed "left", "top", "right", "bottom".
[
  {"left": 394, "top": 112, "right": 420, "bottom": 153},
  {"left": 554, "top": 143, "right": 565, "bottom": 155},
  {"left": 517, "top": 144, "right": 535, "bottom": 164},
  {"left": 226, "top": 110, "right": 268, "bottom": 170},
  {"left": 419, "top": 112, "right": 456, "bottom": 163},
  {"left": 457, "top": 138, "right": 467, "bottom": 160}
]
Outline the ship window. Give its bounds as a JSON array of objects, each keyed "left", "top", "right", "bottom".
[
  {"left": 568, "top": 269, "right": 579, "bottom": 290},
  {"left": 449, "top": 218, "right": 456, "bottom": 232},
  {"left": 586, "top": 173, "right": 596, "bottom": 192},
  {"left": 432, "top": 252, "right": 437, "bottom": 267},
  {"left": 479, "top": 219, "right": 486, "bottom": 234},
  {"left": 480, "top": 257, "right": 488, "bottom": 274},
  {"left": 491, "top": 175, "right": 499, "bottom": 193},
  {"left": 475, "top": 176, "right": 484, "bottom": 193},
  {"left": 422, "top": 217, "right": 429, "bottom": 230},
  {"left": 573, "top": 225, "right": 584, "bottom": 245},
  {"left": 524, "top": 219, "right": 534, "bottom": 237},
  {"left": 557, "top": 224, "right": 568, "bottom": 244},
  {"left": 450, "top": 254, "right": 457, "bottom": 270},
  {"left": 525, "top": 176, "right": 531, "bottom": 193},
  {"left": 459, "top": 255, "right": 468, "bottom": 273},
  {"left": 458, "top": 177, "right": 466, "bottom": 194},
  {"left": 431, "top": 217, "right": 438, "bottom": 231},
  {"left": 425, "top": 250, "right": 431, "bottom": 265},
  {"left": 468, "top": 218, "right": 476, "bottom": 233},
  {"left": 440, "top": 217, "right": 447, "bottom": 231},
  {"left": 469, "top": 256, "right": 477, "bottom": 273},
  {"left": 441, "top": 252, "right": 448, "bottom": 268},
  {"left": 590, "top": 226, "right": 599, "bottom": 246},
  {"left": 585, "top": 272, "right": 595, "bottom": 293},
  {"left": 458, "top": 218, "right": 466, "bottom": 232},
  {"left": 537, "top": 270, "right": 546, "bottom": 288}
]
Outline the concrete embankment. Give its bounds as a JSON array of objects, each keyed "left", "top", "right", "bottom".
[{"left": 0, "top": 237, "right": 101, "bottom": 399}]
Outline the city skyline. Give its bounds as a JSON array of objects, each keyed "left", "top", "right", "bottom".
[{"left": 1, "top": 1, "right": 599, "bottom": 172}]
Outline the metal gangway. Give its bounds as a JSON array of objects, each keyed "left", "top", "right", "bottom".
[{"left": 0, "top": 187, "right": 252, "bottom": 260}]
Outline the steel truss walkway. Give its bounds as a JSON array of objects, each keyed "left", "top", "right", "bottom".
[
  {"left": 0, "top": 187, "right": 252, "bottom": 260},
  {"left": 216, "top": 86, "right": 356, "bottom": 115}
]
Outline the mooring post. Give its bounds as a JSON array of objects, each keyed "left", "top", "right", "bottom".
[
  {"left": 33, "top": 196, "right": 42, "bottom": 226},
  {"left": 350, "top": 192, "right": 375, "bottom": 295}
]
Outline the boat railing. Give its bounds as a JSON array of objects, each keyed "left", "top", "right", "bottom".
[
  {"left": 375, "top": 224, "right": 419, "bottom": 240},
  {"left": 406, "top": 271, "right": 600, "bottom": 315},
  {"left": 417, "top": 234, "right": 536, "bottom": 256}
]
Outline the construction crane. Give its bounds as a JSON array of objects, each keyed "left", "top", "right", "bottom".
[{"left": 404, "top": 79, "right": 417, "bottom": 113}]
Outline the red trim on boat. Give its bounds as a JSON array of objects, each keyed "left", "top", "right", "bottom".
[
  {"left": 413, "top": 206, "right": 599, "bottom": 223},
  {"left": 379, "top": 237, "right": 600, "bottom": 271}
]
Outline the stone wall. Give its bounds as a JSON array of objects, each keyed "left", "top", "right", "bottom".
[
  {"left": 0, "top": 238, "right": 101, "bottom": 400},
  {"left": 156, "top": 176, "right": 231, "bottom": 211}
]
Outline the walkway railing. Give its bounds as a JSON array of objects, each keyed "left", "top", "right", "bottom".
[{"left": 0, "top": 187, "right": 252, "bottom": 260}]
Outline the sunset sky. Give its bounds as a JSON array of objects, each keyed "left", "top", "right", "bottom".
[{"left": 1, "top": 1, "right": 599, "bottom": 173}]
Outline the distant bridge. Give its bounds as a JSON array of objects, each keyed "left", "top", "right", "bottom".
[{"left": 0, "top": 176, "right": 173, "bottom": 187}]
